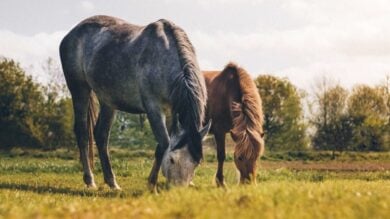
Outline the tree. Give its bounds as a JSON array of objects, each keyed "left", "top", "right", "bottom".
[
  {"left": 311, "top": 81, "right": 352, "bottom": 156},
  {"left": 379, "top": 75, "right": 390, "bottom": 150},
  {"left": 0, "top": 59, "right": 45, "bottom": 148},
  {"left": 347, "top": 85, "right": 389, "bottom": 151},
  {"left": 255, "top": 75, "right": 308, "bottom": 151},
  {"left": 40, "top": 58, "right": 74, "bottom": 149},
  {"left": 0, "top": 58, "right": 76, "bottom": 149},
  {"left": 110, "top": 112, "right": 155, "bottom": 148}
]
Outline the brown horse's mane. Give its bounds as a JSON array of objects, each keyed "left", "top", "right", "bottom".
[{"left": 223, "top": 63, "right": 264, "bottom": 160}]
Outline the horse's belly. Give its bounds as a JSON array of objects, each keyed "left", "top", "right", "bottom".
[
  {"left": 113, "top": 91, "right": 145, "bottom": 113},
  {"left": 98, "top": 90, "right": 145, "bottom": 113},
  {"left": 92, "top": 81, "right": 146, "bottom": 113}
]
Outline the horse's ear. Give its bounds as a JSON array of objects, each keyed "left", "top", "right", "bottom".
[{"left": 199, "top": 120, "right": 212, "bottom": 140}]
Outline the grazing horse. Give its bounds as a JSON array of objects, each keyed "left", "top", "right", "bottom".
[
  {"left": 203, "top": 63, "right": 264, "bottom": 185},
  {"left": 59, "top": 15, "right": 210, "bottom": 190}
]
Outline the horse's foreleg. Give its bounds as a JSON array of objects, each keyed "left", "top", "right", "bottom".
[
  {"left": 145, "top": 106, "right": 169, "bottom": 192},
  {"left": 215, "top": 132, "right": 226, "bottom": 187},
  {"left": 72, "top": 88, "right": 96, "bottom": 188},
  {"left": 94, "top": 105, "right": 120, "bottom": 190}
]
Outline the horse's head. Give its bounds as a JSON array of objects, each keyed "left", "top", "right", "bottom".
[
  {"left": 230, "top": 101, "right": 265, "bottom": 184},
  {"left": 162, "top": 121, "right": 211, "bottom": 186},
  {"left": 231, "top": 130, "right": 265, "bottom": 184}
]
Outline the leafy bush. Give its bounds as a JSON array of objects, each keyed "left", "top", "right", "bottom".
[{"left": 0, "top": 59, "right": 74, "bottom": 149}]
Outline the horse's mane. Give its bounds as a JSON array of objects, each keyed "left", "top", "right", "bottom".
[
  {"left": 223, "top": 63, "right": 264, "bottom": 160},
  {"left": 162, "top": 20, "right": 207, "bottom": 163}
]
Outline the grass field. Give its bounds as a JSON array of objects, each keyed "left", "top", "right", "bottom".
[{"left": 0, "top": 148, "right": 389, "bottom": 219}]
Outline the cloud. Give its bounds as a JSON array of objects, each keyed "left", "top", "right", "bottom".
[
  {"left": 0, "top": 29, "right": 66, "bottom": 82},
  {"left": 1, "top": 0, "right": 390, "bottom": 90},
  {"left": 188, "top": 0, "right": 390, "bottom": 89},
  {"left": 165, "top": 0, "right": 264, "bottom": 7},
  {"left": 81, "top": 1, "right": 95, "bottom": 12},
  {"left": 194, "top": 0, "right": 264, "bottom": 8},
  {"left": 191, "top": 26, "right": 390, "bottom": 89}
]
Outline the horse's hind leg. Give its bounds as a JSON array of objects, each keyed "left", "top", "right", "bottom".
[
  {"left": 94, "top": 104, "right": 120, "bottom": 190},
  {"left": 214, "top": 131, "right": 226, "bottom": 187},
  {"left": 70, "top": 85, "right": 96, "bottom": 188}
]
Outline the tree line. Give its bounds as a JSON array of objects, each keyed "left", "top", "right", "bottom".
[{"left": 0, "top": 58, "right": 389, "bottom": 152}]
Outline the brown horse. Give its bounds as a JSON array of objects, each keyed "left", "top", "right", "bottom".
[{"left": 203, "top": 63, "right": 264, "bottom": 186}]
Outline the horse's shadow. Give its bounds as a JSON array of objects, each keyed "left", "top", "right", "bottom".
[{"left": 0, "top": 182, "right": 145, "bottom": 198}]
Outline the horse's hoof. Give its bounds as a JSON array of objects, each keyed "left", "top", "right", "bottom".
[
  {"left": 217, "top": 183, "right": 226, "bottom": 188},
  {"left": 215, "top": 179, "right": 226, "bottom": 188},
  {"left": 110, "top": 184, "right": 122, "bottom": 191},
  {"left": 86, "top": 183, "right": 97, "bottom": 189},
  {"left": 105, "top": 178, "right": 121, "bottom": 190},
  {"left": 148, "top": 183, "right": 158, "bottom": 194}
]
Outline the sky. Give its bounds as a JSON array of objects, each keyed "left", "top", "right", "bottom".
[{"left": 1, "top": 0, "right": 390, "bottom": 90}]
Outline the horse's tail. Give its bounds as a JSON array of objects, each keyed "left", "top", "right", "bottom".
[
  {"left": 226, "top": 63, "right": 265, "bottom": 160},
  {"left": 87, "top": 92, "right": 98, "bottom": 169},
  {"left": 162, "top": 20, "right": 207, "bottom": 163}
]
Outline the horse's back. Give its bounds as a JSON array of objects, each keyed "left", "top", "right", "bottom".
[
  {"left": 203, "top": 69, "right": 241, "bottom": 133},
  {"left": 60, "top": 16, "right": 132, "bottom": 80},
  {"left": 77, "top": 15, "right": 144, "bottom": 42},
  {"left": 60, "top": 16, "right": 142, "bottom": 110},
  {"left": 60, "top": 15, "right": 143, "bottom": 66},
  {"left": 78, "top": 15, "right": 134, "bottom": 28},
  {"left": 60, "top": 16, "right": 185, "bottom": 113},
  {"left": 203, "top": 71, "right": 219, "bottom": 84},
  {"left": 60, "top": 15, "right": 179, "bottom": 78}
]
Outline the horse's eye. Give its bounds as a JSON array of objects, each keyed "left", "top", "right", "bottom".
[
  {"left": 170, "top": 157, "right": 175, "bottom": 164},
  {"left": 238, "top": 156, "right": 243, "bottom": 161}
]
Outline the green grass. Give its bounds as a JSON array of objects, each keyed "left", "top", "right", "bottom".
[
  {"left": 261, "top": 150, "right": 390, "bottom": 162},
  {"left": 0, "top": 148, "right": 389, "bottom": 219}
]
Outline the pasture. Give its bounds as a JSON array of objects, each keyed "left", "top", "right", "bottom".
[{"left": 0, "top": 147, "right": 389, "bottom": 219}]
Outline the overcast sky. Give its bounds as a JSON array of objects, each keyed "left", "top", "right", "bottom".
[{"left": 1, "top": 0, "right": 390, "bottom": 90}]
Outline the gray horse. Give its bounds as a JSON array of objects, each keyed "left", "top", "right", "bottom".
[{"left": 59, "top": 15, "right": 211, "bottom": 190}]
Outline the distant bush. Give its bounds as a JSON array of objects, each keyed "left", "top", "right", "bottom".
[
  {"left": 311, "top": 81, "right": 390, "bottom": 153},
  {"left": 0, "top": 59, "right": 74, "bottom": 149},
  {"left": 1, "top": 57, "right": 389, "bottom": 153},
  {"left": 255, "top": 75, "right": 309, "bottom": 151},
  {"left": 110, "top": 112, "right": 155, "bottom": 148}
]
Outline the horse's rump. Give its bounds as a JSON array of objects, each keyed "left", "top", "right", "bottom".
[{"left": 206, "top": 63, "right": 264, "bottom": 160}]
